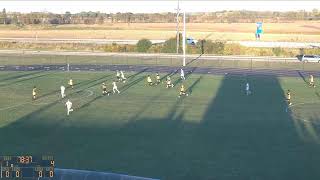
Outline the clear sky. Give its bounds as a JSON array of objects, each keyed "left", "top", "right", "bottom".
[{"left": 1, "top": 1, "right": 320, "bottom": 13}]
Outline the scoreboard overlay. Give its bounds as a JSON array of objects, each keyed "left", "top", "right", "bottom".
[{"left": 0, "top": 156, "right": 54, "bottom": 179}]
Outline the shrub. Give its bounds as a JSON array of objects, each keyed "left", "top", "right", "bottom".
[
  {"left": 272, "top": 47, "right": 282, "bottom": 56},
  {"left": 199, "top": 40, "right": 225, "bottom": 55},
  {"left": 161, "top": 37, "right": 179, "bottom": 53},
  {"left": 136, "top": 39, "right": 152, "bottom": 52},
  {"left": 224, "top": 43, "right": 245, "bottom": 55}
]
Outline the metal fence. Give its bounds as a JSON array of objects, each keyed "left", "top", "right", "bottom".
[{"left": 0, "top": 53, "right": 319, "bottom": 71}]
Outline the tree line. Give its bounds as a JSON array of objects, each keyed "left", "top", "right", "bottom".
[{"left": 0, "top": 8, "right": 320, "bottom": 25}]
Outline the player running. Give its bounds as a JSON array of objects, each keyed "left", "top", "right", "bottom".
[
  {"left": 178, "top": 84, "right": 188, "bottom": 97},
  {"left": 60, "top": 85, "right": 66, "bottom": 98},
  {"left": 286, "top": 89, "right": 292, "bottom": 106},
  {"left": 166, "top": 76, "right": 174, "bottom": 88},
  {"left": 112, "top": 81, "right": 120, "bottom": 94},
  {"left": 65, "top": 99, "right": 74, "bottom": 116},
  {"left": 116, "top": 70, "right": 121, "bottom": 82},
  {"left": 68, "top": 78, "right": 74, "bottom": 89},
  {"left": 245, "top": 82, "right": 251, "bottom": 95},
  {"left": 147, "top": 75, "right": 153, "bottom": 86},
  {"left": 32, "top": 86, "right": 37, "bottom": 100},
  {"left": 180, "top": 69, "right": 185, "bottom": 80},
  {"left": 102, "top": 83, "right": 110, "bottom": 96},
  {"left": 309, "top": 75, "right": 316, "bottom": 88},
  {"left": 156, "top": 73, "right": 161, "bottom": 85},
  {"left": 120, "top": 71, "right": 126, "bottom": 83}
]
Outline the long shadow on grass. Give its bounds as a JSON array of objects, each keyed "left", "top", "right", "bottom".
[
  {"left": 186, "top": 54, "right": 202, "bottom": 66},
  {"left": 186, "top": 76, "right": 202, "bottom": 95},
  {"left": 172, "top": 66, "right": 197, "bottom": 86},
  {"left": 1, "top": 75, "right": 320, "bottom": 180},
  {"left": 197, "top": 74, "right": 320, "bottom": 180},
  {"left": 129, "top": 72, "right": 189, "bottom": 121},
  {"left": 38, "top": 74, "right": 113, "bottom": 99},
  {"left": 78, "top": 71, "right": 149, "bottom": 109},
  {"left": 127, "top": 68, "right": 149, "bottom": 80},
  {"left": 71, "top": 73, "right": 113, "bottom": 89},
  {"left": 0, "top": 72, "right": 51, "bottom": 88},
  {"left": 119, "top": 76, "right": 146, "bottom": 94},
  {"left": 297, "top": 70, "right": 308, "bottom": 85},
  {"left": 0, "top": 71, "right": 44, "bottom": 82}
]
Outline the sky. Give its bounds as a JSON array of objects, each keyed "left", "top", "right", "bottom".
[{"left": 1, "top": 1, "right": 320, "bottom": 13}]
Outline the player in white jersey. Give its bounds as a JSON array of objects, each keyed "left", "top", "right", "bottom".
[
  {"left": 65, "top": 99, "right": 73, "bottom": 116},
  {"left": 60, "top": 85, "right": 66, "bottom": 98},
  {"left": 116, "top": 70, "right": 121, "bottom": 81},
  {"left": 120, "top": 71, "right": 126, "bottom": 83},
  {"left": 112, "top": 81, "right": 120, "bottom": 94},
  {"left": 309, "top": 75, "right": 316, "bottom": 88},
  {"left": 166, "top": 76, "right": 174, "bottom": 88},
  {"left": 180, "top": 69, "right": 185, "bottom": 80},
  {"left": 245, "top": 82, "right": 251, "bottom": 95}
]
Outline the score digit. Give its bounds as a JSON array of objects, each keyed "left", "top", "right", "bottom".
[
  {"left": 50, "top": 170, "right": 54, "bottom": 177},
  {"left": 38, "top": 171, "right": 43, "bottom": 177},
  {"left": 16, "top": 171, "right": 20, "bottom": 178},
  {"left": 5, "top": 171, "right": 10, "bottom": 178},
  {"left": 19, "top": 156, "right": 25, "bottom": 163},
  {"left": 19, "top": 156, "right": 32, "bottom": 164}
]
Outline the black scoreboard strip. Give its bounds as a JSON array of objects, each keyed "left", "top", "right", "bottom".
[{"left": 0, "top": 156, "right": 54, "bottom": 179}]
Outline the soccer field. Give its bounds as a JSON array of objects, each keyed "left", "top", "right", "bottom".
[{"left": 1, "top": 70, "right": 320, "bottom": 179}]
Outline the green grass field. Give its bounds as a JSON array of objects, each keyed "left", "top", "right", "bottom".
[{"left": 1, "top": 70, "right": 320, "bottom": 179}]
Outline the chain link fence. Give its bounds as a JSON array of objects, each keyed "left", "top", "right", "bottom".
[{"left": 0, "top": 53, "right": 319, "bottom": 71}]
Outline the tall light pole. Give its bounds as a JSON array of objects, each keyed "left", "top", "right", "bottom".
[
  {"left": 175, "top": 0, "right": 180, "bottom": 54},
  {"left": 182, "top": 11, "right": 186, "bottom": 67}
]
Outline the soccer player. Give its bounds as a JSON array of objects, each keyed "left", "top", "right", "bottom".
[
  {"left": 178, "top": 84, "right": 188, "bottom": 97},
  {"left": 65, "top": 99, "right": 74, "bottom": 116},
  {"left": 309, "top": 75, "right": 316, "bottom": 88},
  {"left": 166, "top": 76, "right": 174, "bottom": 88},
  {"left": 147, "top": 75, "right": 153, "bottom": 86},
  {"left": 180, "top": 69, "right": 185, "bottom": 80},
  {"left": 245, "top": 82, "right": 251, "bottom": 95},
  {"left": 102, "top": 83, "right": 110, "bottom": 96},
  {"left": 60, "top": 85, "right": 66, "bottom": 98},
  {"left": 68, "top": 78, "right": 74, "bottom": 89},
  {"left": 32, "top": 86, "right": 37, "bottom": 100},
  {"left": 112, "top": 81, "right": 120, "bottom": 94},
  {"left": 116, "top": 70, "right": 121, "bottom": 82},
  {"left": 120, "top": 71, "right": 126, "bottom": 83},
  {"left": 286, "top": 89, "right": 292, "bottom": 106},
  {"left": 156, "top": 73, "right": 161, "bottom": 85}
]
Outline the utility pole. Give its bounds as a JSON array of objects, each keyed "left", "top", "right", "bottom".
[
  {"left": 182, "top": 11, "right": 186, "bottom": 66},
  {"left": 175, "top": 0, "right": 180, "bottom": 54}
]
